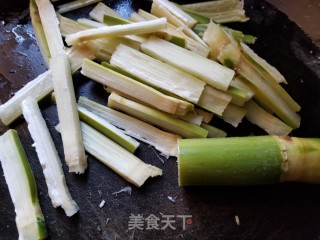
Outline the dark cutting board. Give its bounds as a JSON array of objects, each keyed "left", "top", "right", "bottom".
[{"left": 1, "top": 0, "right": 320, "bottom": 239}]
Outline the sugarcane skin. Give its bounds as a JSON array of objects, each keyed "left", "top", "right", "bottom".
[
  {"left": 178, "top": 136, "right": 283, "bottom": 186},
  {"left": 11, "top": 130, "right": 38, "bottom": 203},
  {"left": 8, "top": 130, "right": 48, "bottom": 238}
]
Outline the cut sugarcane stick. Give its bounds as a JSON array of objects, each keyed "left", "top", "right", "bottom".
[
  {"left": 203, "top": 22, "right": 300, "bottom": 129},
  {"left": 78, "top": 106, "right": 140, "bottom": 153},
  {"left": 30, "top": 0, "right": 50, "bottom": 67},
  {"left": 240, "top": 42, "right": 300, "bottom": 112},
  {"left": 0, "top": 41, "right": 97, "bottom": 126},
  {"left": 178, "top": 136, "right": 320, "bottom": 186},
  {"left": 51, "top": 53, "right": 87, "bottom": 174},
  {"left": 245, "top": 100, "right": 293, "bottom": 136},
  {"left": 141, "top": 36, "right": 235, "bottom": 91},
  {"left": 135, "top": 9, "right": 208, "bottom": 56},
  {"left": 81, "top": 58, "right": 193, "bottom": 116},
  {"left": 220, "top": 103, "right": 246, "bottom": 127},
  {"left": 78, "top": 96, "right": 180, "bottom": 157},
  {"left": 197, "top": 85, "right": 232, "bottom": 116},
  {"left": 65, "top": 18, "right": 167, "bottom": 46},
  {"left": 181, "top": 0, "right": 248, "bottom": 23},
  {"left": 79, "top": 122, "right": 162, "bottom": 187},
  {"left": 89, "top": 2, "right": 123, "bottom": 23},
  {"left": 0, "top": 129, "right": 48, "bottom": 239},
  {"left": 108, "top": 93, "right": 208, "bottom": 138},
  {"left": 110, "top": 44, "right": 205, "bottom": 103},
  {"left": 240, "top": 42, "right": 287, "bottom": 84},
  {"left": 21, "top": 97, "right": 79, "bottom": 216},
  {"left": 0, "top": 71, "right": 53, "bottom": 126},
  {"left": 35, "top": 0, "right": 65, "bottom": 57},
  {"left": 153, "top": 0, "right": 197, "bottom": 28}
]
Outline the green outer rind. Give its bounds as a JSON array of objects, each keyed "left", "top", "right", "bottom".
[
  {"left": 103, "top": 14, "right": 130, "bottom": 25},
  {"left": 178, "top": 136, "right": 283, "bottom": 186},
  {"left": 108, "top": 93, "right": 208, "bottom": 139},
  {"left": 11, "top": 130, "right": 38, "bottom": 203},
  {"left": 0, "top": 130, "right": 47, "bottom": 239},
  {"left": 78, "top": 107, "right": 139, "bottom": 153},
  {"left": 180, "top": 8, "right": 210, "bottom": 24}
]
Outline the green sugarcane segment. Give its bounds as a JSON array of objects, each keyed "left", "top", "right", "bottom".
[
  {"left": 108, "top": 93, "right": 208, "bottom": 139},
  {"left": 78, "top": 106, "right": 140, "bottom": 153},
  {"left": 180, "top": 8, "right": 211, "bottom": 24},
  {"left": 30, "top": 0, "right": 50, "bottom": 68},
  {"left": 0, "top": 130, "right": 47, "bottom": 239},
  {"left": 178, "top": 136, "right": 320, "bottom": 186},
  {"left": 103, "top": 14, "right": 130, "bottom": 25}
]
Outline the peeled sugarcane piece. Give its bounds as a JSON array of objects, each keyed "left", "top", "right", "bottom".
[
  {"left": 152, "top": 0, "right": 197, "bottom": 28},
  {"left": 76, "top": 17, "right": 148, "bottom": 45},
  {"left": 108, "top": 93, "right": 208, "bottom": 139},
  {"left": 181, "top": 0, "right": 248, "bottom": 23},
  {"left": 30, "top": 0, "right": 50, "bottom": 67},
  {"left": 179, "top": 8, "right": 210, "bottom": 24},
  {"left": 59, "top": 16, "right": 89, "bottom": 37},
  {"left": 110, "top": 44, "right": 205, "bottom": 104},
  {"left": 57, "top": 0, "right": 102, "bottom": 14},
  {"left": 0, "top": 36, "right": 97, "bottom": 126},
  {"left": 89, "top": 2, "right": 123, "bottom": 23},
  {"left": 220, "top": 103, "right": 246, "bottom": 128},
  {"left": 78, "top": 106, "right": 140, "bottom": 153},
  {"left": 240, "top": 42, "right": 300, "bottom": 112},
  {"left": 0, "top": 71, "right": 53, "bottom": 126},
  {"left": 67, "top": 42, "right": 98, "bottom": 71},
  {"left": 58, "top": 122, "right": 162, "bottom": 187},
  {"left": 200, "top": 123, "right": 227, "bottom": 138},
  {"left": 203, "top": 22, "right": 300, "bottom": 129},
  {"left": 240, "top": 42, "right": 287, "bottom": 84},
  {"left": 151, "top": 2, "right": 209, "bottom": 51},
  {"left": 129, "top": 12, "right": 146, "bottom": 22},
  {"left": 0, "top": 130, "right": 47, "bottom": 239},
  {"left": 65, "top": 18, "right": 167, "bottom": 46},
  {"left": 78, "top": 96, "right": 180, "bottom": 157},
  {"left": 81, "top": 59, "right": 193, "bottom": 116},
  {"left": 237, "top": 57, "right": 300, "bottom": 129},
  {"left": 35, "top": 0, "right": 65, "bottom": 57},
  {"left": 51, "top": 53, "right": 87, "bottom": 174},
  {"left": 178, "top": 136, "right": 320, "bottom": 186},
  {"left": 245, "top": 100, "right": 293, "bottom": 136},
  {"left": 141, "top": 36, "right": 235, "bottom": 91},
  {"left": 197, "top": 85, "right": 232, "bottom": 116},
  {"left": 77, "top": 18, "right": 106, "bottom": 28},
  {"left": 136, "top": 9, "right": 208, "bottom": 56},
  {"left": 21, "top": 97, "right": 79, "bottom": 216},
  {"left": 127, "top": 10, "right": 186, "bottom": 48},
  {"left": 60, "top": 16, "right": 143, "bottom": 55}
]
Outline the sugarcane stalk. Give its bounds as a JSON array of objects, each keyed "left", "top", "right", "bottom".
[{"left": 178, "top": 136, "right": 320, "bottom": 186}]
